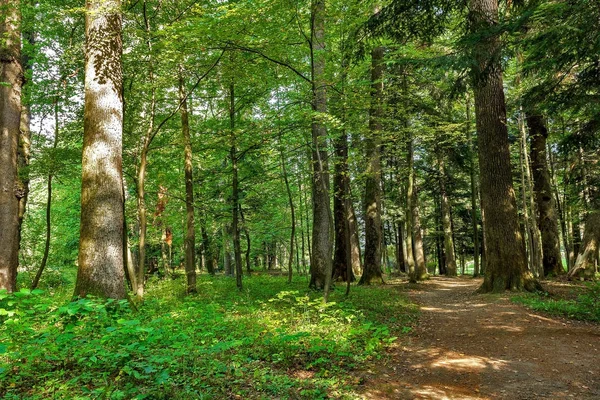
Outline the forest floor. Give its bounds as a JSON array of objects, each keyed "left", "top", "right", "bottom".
[{"left": 358, "top": 276, "right": 600, "bottom": 400}]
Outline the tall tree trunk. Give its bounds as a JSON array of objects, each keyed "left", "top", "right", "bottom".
[
  {"left": 179, "top": 69, "right": 197, "bottom": 294},
  {"left": 332, "top": 54, "right": 354, "bottom": 284},
  {"left": 279, "top": 136, "right": 296, "bottom": 284},
  {"left": 0, "top": 0, "right": 21, "bottom": 292},
  {"left": 396, "top": 222, "right": 407, "bottom": 273},
  {"left": 31, "top": 99, "right": 60, "bottom": 290},
  {"left": 469, "top": 0, "right": 538, "bottom": 292},
  {"left": 360, "top": 45, "right": 384, "bottom": 285},
  {"left": 309, "top": 0, "right": 333, "bottom": 300},
  {"left": 135, "top": 0, "right": 158, "bottom": 299},
  {"left": 75, "top": 0, "right": 126, "bottom": 299},
  {"left": 348, "top": 191, "right": 363, "bottom": 276},
  {"left": 438, "top": 153, "right": 457, "bottom": 276},
  {"left": 229, "top": 82, "right": 243, "bottom": 290},
  {"left": 200, "top": 221, "right": 214, "bottom": 275},
  {"left": 567, "top": 211, "right": 600, "bottom": 280},
  {"left": 17, "top": 29, "right": 33, "bottom": 259},
  {"left": 519, "top": 112, "right": 543, "bottom": 277},
  {"left": 466, "top": 94, "right": 481, "bottom": 277},
  {"left": 407, "top": 136, "right": 427, "bottom": 281},
  {"left": 548, "top": 141, "right": 571, "bottom": 271},
  {"left": 527, "top": 114, "right": 563, "bottom": 276}
]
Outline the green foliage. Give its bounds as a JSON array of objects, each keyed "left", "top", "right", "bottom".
[
  {"left": 1, "top": 275, "right": 416, "bottom": 399},
  {"left": 512, "top": 282, "right": 600, "bottom": 322}
]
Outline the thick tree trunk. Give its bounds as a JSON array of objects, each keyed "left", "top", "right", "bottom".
[
  {"left": 75, "top": 0, "right": 126, "bottom": 299},
  {"left": 332, "top": 63, "right": 354, "bottom": 283},
  {"left": 527, "top": 114, "right": 563, "bottom": 276},
  {"left": 567, "top": 211, "right": 600, "bottom": 280},
  {"left": 360, "top": 46, "right": 385, "bottom": 285},
  {"left": 0, "top": 0, "right": 21, "bottom": 293},
  {"left": 309, "top": 0, "right": 333, "bottom": 299},
  {"left": 179, "top": 70, "right": 197, "bottom": 294},
  {"left": 469, "top": 0, "right": 538, "bottom": 292},
  {"left": 438, "top": 154, "right": 457, "bottom": 276},
  {"left": 348, "top": 192, "right": 363, "bottom": 276},
  {"left": 17, "top": 30, "right": 33, "bottom": 257}
]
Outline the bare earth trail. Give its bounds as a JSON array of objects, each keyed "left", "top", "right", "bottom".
[{"left": 360, "top": 277, "right": 600, "bottom": 399}]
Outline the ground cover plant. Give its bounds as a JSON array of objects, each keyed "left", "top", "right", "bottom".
[
  {"left": 0, "top": 274, "right": 417, "bottom": 399},
  {"left": 512, "top": 281, "right": 600, "bottom": 323}
]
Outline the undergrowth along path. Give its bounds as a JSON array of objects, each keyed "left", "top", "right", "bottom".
[{"left": 361, "top": 277, "right": 600, "bottom": 399}]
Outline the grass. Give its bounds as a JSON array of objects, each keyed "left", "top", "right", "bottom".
[
  {"left": 512, "top": 281, "right": 600, "bottom": 323},
  {"left": 1, "top": 272, "right": 417, "bottom": 399}
]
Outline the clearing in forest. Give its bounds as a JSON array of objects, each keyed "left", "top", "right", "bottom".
[{"left": 361, "top": 277, "right": 600, "bottom": 400}]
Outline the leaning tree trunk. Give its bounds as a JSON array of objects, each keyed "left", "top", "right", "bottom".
[
  {"left": 0, "top": 0, "right": 22, "bottom": 293},
  {"left": 75, "top": 0, "right": 126, "bottom": 299},
  {"left": 438, "top": 153, "right": 457, "bottom": 276},
  {"left": 469, "top": 0, "right": 538, "bottom": 292},
  {"left": 567, "top": 211, "right": 600, "bottom": 280},
  {"left": 179, "top": 69, "right": 197, "bottom": 294},
  {"left": 527, "top": 114, "right": 563, "bottom": 277},
  {"left": 309, "top": 0, "right": 333, "bottom": 299},
  {"left": 360, "top": 45, "right": 385, "bottom": 285},
  {"left": 31, "top": 99, "right": 60, "bottom": 290}
]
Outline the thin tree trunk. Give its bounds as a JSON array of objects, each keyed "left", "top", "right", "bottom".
[
  {"left": 527, "top": 114, "right": 563, "bottom": 276},
  {"left": 309, "top": 0, "right": 333, "bottom": 300},
  {"left": 179, "top": 68, "right": 196, "bottom": 294},
  {"left": 361, "top": 45, "right": 385, "bottom": 285},
  {"left": 75, "top": 0, "right": 126, "bottom": 299},
  {"left": 519, "top": 111, "right": 543, "bottom": 277},
  {"left": 229, "top": 82, "right": 243, "bottom": 290},
  {"left": 201, "top": 221, "right": 214, "bottom": 275},
  {"left": 31, "top": 99, "right": 60, "bottom": 290},
  {"left": 135, "top": 0, "right": 158, "bottom": 299},
  {"left": 466, "top": 94, "right": 480, "bottom": 277},
  {"left": 239, "top": 206, "right": 251, "bottom": 274},
  {"left": 348, "top": 190, "right": 363, "bottom": 276},
  {"left": 407, "top": 136, "right": 427, "bottom": 281},
  {"left": 438, "top": 153, "right": 457, "bottom": 276},
  {"left": 469, "top": 0, "right": 539, "bottom": 292},
  {"left": 279, "top": 137, "right": 296, "bottom": 284}
]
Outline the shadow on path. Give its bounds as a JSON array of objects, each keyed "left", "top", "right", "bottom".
[{"left": 360, "top": 277, "right": 600, "bottom": 400}]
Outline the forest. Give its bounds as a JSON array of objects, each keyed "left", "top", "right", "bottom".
[{"left": 1, "top": 0, "right": 599, "bottom": 398}]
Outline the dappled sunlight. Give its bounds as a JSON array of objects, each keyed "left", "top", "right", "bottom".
[
  {"left": 481, "top": 324, "right": 524, "bottom": 332},
  {"left": 431, "top": 354, "right": 508, "bottom": 371}
]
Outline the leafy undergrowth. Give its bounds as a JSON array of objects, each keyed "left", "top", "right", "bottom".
[
  {"left": 0, "top": 274, "right": 417, "bottom": 399},
  {"left": 513, "top": 281, "right": 600, "bottom": 322}
]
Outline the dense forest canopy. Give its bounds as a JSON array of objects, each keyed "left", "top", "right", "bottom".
[{"left": 0, "top": 0, "right": 599, "bottom": 397}]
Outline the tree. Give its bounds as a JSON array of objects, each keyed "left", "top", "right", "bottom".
[
  {"left": 360, "top": 45, "right": 385, "bottom": 285},
  {"left": 469, "top": 0, "right": 538, "bottom": 292},
  {"left": 179, "top": 68, "right": 197, "bottom": 294},
  {"left": 309, "top": 0, "right": 333, "bottom": 297},
  {"left": 0, "top": 0, "right": 22, "bottom": 293},
  {"left": 74, "top": 0, "right": 126, "bottom": 299},
  {"left": 527, "top": 114, "right": 563, "bottom": 277}
]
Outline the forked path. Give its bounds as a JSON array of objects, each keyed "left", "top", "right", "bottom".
[{"left": 361, "top": 277, "right": 600, "bottom": 399}]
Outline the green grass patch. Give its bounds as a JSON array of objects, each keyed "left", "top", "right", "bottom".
[
  {"left": 512, "top": 282, "right": 600, "bottom": 322},
  {"left": 1, "top": 274, "right": 416, "bottom": 399}
]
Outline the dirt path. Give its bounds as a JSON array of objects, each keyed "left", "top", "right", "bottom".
[{"left": 360, "top": 277, "right": 600, "bottom": 399}]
